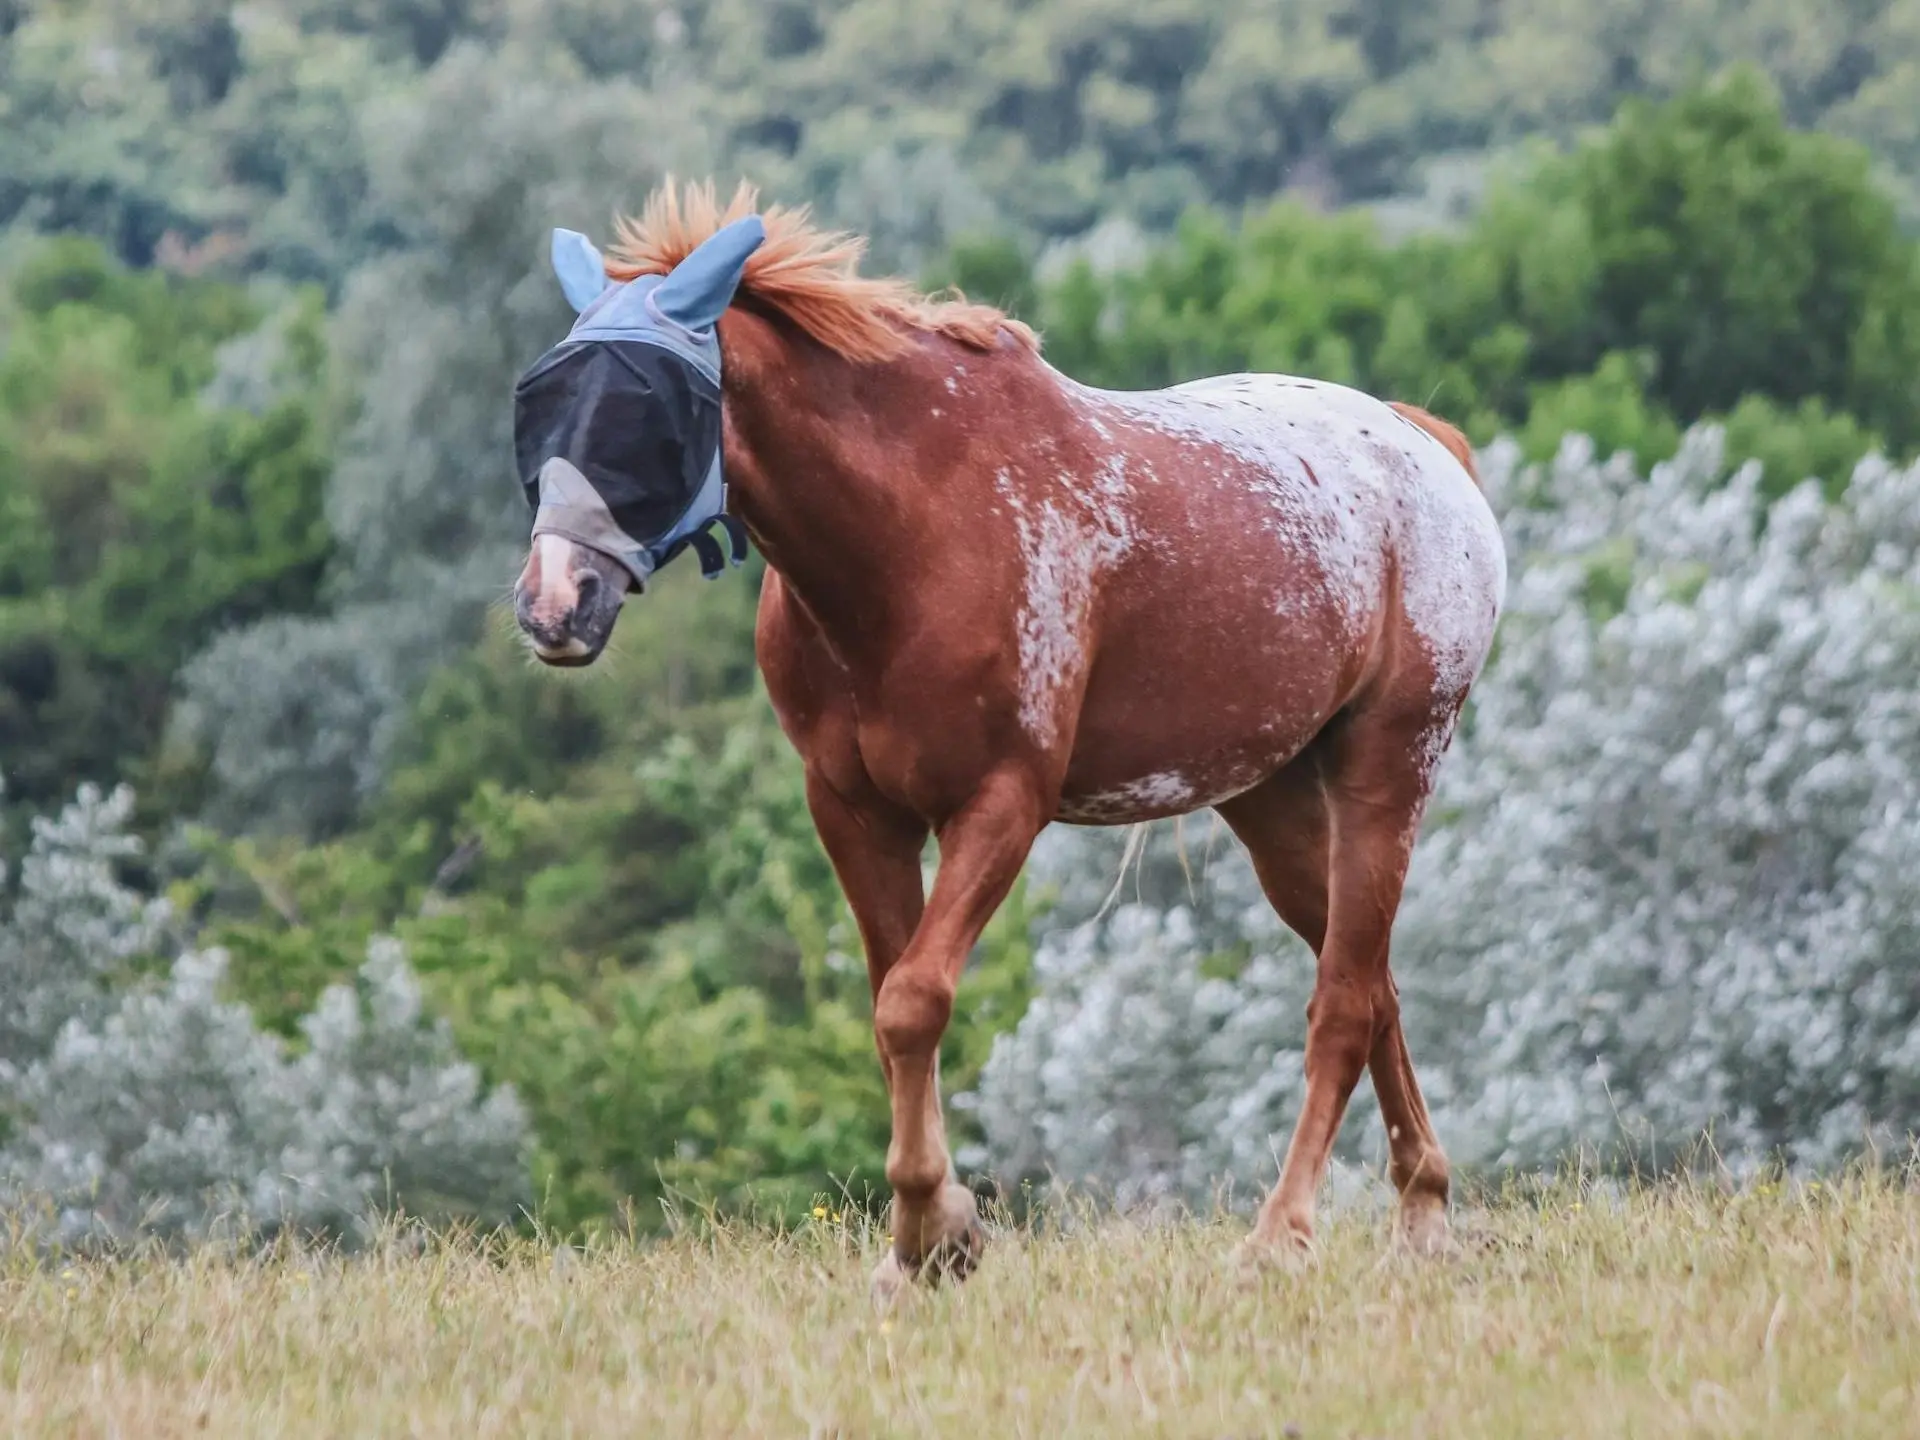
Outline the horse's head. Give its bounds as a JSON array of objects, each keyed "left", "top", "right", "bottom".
[{"left": 511, "top": 218, "right": 765, "bottom": 665}]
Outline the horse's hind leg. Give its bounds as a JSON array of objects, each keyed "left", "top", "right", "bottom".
[
  {"left": 1215, "top": 753, "right": 1331, "bottom": 954},
  {"left": 1217, "top": 706, "right": 1455, "bottom": 1255},
  {"left": 1365, "top": 974, "right": 1451, "bottom": 1252}
]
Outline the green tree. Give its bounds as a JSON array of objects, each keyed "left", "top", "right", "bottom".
[
  {"left": 1484, "top": 70, "right": 1920, "bottom": 440},
  {"left": 12, "top": 0, "right": 1920, "bottom": 287},
  {"left": 0, "top": 238, "right": 331, "bottom": 817},
  {"left": 1005, "top": 72, "right": 1919, "bottom": 474}
]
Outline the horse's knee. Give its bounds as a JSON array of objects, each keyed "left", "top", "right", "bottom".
[
  {"left": 874, "top": 965, "right": 953, "bottom": 1062},
  {"left": 1303, "top": 983, "right": 1375, "bottom": 1077}
]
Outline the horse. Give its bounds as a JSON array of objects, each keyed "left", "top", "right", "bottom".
[{"left": 511, "top": 181, "right": 1507, "bottom": 1300}]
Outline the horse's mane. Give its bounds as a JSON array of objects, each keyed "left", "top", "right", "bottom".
[{"left": 606, "top": 179, "right": 1040, "bottom": 365}]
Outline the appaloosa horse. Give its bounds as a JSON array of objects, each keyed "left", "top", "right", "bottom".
[{"left": 511, "top": 182, "right": 1506, "bottom": 1299}]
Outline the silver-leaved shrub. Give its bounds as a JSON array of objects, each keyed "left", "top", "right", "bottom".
[
  {"left": 973, "top": 426, "right": 1920, "bottom": 1203},
  {"left": 0, "top": 782, "right": 528, "bottom": 1245}
]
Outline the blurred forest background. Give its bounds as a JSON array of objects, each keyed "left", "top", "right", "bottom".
[{"left": 3, "top": 0, "right": 1920, "bottom": 1242}]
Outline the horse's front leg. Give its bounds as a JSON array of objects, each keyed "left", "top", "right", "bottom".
[
  {"left": 803, "top": 769, "right": 928, "bottom": 1092},
  {"left": 865, "top": 766, "right": 1046, "bottom": 1301}
]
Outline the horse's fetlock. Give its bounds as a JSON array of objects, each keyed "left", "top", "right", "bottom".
[
  {"left": 886, "top": 1165, "right": 946, "bottom": 1210},
  {"left": 1391, "top": 1149, "right": 1451, "bottom": 1204}
]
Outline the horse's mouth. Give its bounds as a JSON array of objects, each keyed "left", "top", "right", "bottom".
[{"left": 530, "top": 636, "right": 599, "bottom": 667}]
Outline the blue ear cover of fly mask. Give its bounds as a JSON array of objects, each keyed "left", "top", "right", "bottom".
[{"left": 512, "top": 215, "right": 768, "bottom": 589}]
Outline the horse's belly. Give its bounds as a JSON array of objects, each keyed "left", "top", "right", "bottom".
[
  {"left": 1052, "top": 624, "right": 1352, "bottom": 825},
  {"left": 1053, "top": 747, "right": 1297, "bottom": 824}
]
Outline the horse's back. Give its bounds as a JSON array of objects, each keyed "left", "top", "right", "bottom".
[{"left": 1102, "top": 371, "right": 1501, "bottom": 685}]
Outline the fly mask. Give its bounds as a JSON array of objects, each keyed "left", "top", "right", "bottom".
[{"left": 512, "top": 216, "right": 767, "bottom": 590}]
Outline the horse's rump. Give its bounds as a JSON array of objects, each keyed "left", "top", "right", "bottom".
[{"left": 1387, "top": 402, "right": 1479, "bottom": 487}]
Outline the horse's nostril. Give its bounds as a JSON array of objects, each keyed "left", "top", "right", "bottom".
[{"left": 573, "top": 570, "right": 602, "bottom": 610}]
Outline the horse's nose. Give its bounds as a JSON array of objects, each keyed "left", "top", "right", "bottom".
[
  {"left": 514, "top": 583, "right": 573, "bottom": 645},
  {"left": 573, "top": 568, "right": 602, "bottom": 614}
]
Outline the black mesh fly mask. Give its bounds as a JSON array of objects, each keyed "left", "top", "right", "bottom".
[{"left": 511, "top": 220, "right": 763, "bottom": 589}]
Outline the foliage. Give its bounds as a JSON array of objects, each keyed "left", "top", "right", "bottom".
[
  {"left": 1516, "top": 77, "right": 1917, "bottom": 429},
  {"left": 0, "top": 780, "right": 526, "bottom": 1245},
  {"left": 976, "top": 428, "right": 1920, "bottom": 1201},
  {"left": 1028, "top": 74, "right": 1919, "bottom": 470},
  {"left": 7, "top": 0, "right": 1920, "bottom": 285},
  {"left": 0, "top": 238, "right": 332, "bottom": 821},
  {"left": 3, "top": 29, "right": 1919, "bottom": 1238}
]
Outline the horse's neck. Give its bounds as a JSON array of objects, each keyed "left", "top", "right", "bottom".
[{"left": 718, "top": 312, "right": 924, "bottom": 656}]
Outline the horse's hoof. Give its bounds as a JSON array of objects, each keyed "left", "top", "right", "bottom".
[
  {"left": 875, "top": 1183, "right": 988, "bottom": 1301},
  {"left": 921, "top": 1208, "right": 987, "bottom": 1285},
  {"left": 870, "top": 1250, "right": 913, "bottom": 1311},
  {"left": 1392, "top": 1201, "right": 1456, "bottom": 1260},
  {"left": 1229, "top": 1228, "right": 1315, "bottom": 1285}
]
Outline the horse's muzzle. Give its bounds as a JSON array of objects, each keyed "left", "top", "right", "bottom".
[{"left": 514, "top": 548, "right": 627, "bottom": 666}]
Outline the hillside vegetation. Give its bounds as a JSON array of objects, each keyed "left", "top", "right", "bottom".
[{"left": 5, "top": 0, "right": 1920, "bottom": 279}]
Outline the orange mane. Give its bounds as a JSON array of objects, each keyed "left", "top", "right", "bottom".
[{"left": 605, "top": 179, "right": 1039, "bottom": 365}]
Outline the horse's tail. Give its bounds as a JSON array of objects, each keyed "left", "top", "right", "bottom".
[{"left": 1389, "top": 402, "right": 1480, "bottom": 488}]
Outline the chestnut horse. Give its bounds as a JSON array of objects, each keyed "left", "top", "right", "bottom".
[{"left": 511, "top": 183, "right": 1506, "bottom": 1298}]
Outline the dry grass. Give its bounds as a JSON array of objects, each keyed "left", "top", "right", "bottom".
[{"left": 3, "top": 1174, "right": 1918, "bottom": 1438}]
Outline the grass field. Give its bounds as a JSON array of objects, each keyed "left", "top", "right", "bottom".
[{"left": 3, "top": 1174, "right": 1917, "bottom": 1438}]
